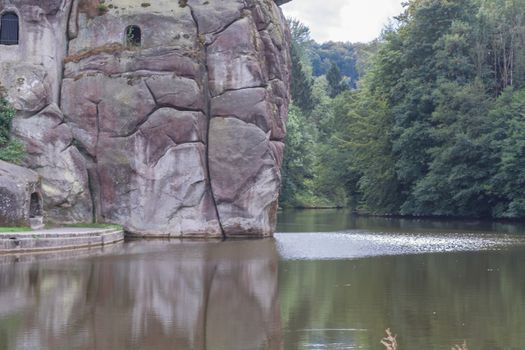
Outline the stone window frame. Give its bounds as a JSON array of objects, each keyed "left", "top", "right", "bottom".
[{"left": 0, "top": 7, "right": 21, "bottom": 46}]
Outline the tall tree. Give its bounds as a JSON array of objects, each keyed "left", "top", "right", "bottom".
[
  {"left": 290, "top": 44, "right": 315, "bottom": 114},
  {"left": 326, "top": 62, "right": 346, "bottom": 98}
]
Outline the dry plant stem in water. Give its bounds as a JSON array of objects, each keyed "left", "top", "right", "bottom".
[
  {"left": 381, "top": 328, "right": 397, "bottom": 350},
  {"left": 380, "top": 328, "right": 469, "bottom": 350},
  {"left": 452, "top": 341, "right": 468, "bottom": 350}
]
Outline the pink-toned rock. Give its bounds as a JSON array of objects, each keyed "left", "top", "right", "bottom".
[
  {"left": 146, "top": 75, "right": 205, "bottom": 111},
  {"left": 135, "top": 108, "right": 207, "bottom": 165},
  {"left": 211, "top": 88, "right": 270, "bottom": 129},
  {"left": 207, "top": 17, "right": 266, "bottom": 96},
  {"left": 96, "top": 138, "right": 221, "bottom": 237},
  {"left": 12, "top": 104, "right": 93, "bottom": 223},
  {"left": 1, "top": 0, "right": 291, "bottom": 237},
  {"left": 0, "top": 63, "right": 51, "bottom": 114},
  {"left": 61, "top": 74, "right": 157, "bottom": 148},
  {"left": 209, "top": 117, "right": 281, "bottom": 237},
  {"left": 0, "top": 160, "right": 41, "bottom": 227},
  {"left": 187, "top": 0, "right": 245, "bottom": 34},
  {"left": 64, "top": 48, "right": 201, "bottom": 79},
  {"left": 211, "top": 87, "right": 287, "bottom": 141},
  {"left": 270, "top": 141, "right": 285, "bottom": 168}
]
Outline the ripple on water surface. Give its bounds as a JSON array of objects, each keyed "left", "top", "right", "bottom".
[{"left": 274, "top": 231, "right": 525, "bottom": 260}]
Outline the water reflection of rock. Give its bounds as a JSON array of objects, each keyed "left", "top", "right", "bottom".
[{"left": 0, "top": 240, "right": 282, "bottom": 350}]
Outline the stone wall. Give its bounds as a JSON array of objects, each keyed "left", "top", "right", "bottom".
[{"left": 0, "top": 0, "right": 291, "bottom": 237}]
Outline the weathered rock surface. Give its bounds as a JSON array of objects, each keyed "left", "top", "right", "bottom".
[
  {"left": 209, "top": 118, "right": 281, "bottom": 237},
  {"left": 12, "top": 104, "right": 92, "bottom": 223},
  {"left": 0, "top": 0, "right": 291, "bottom": 237},
  {"left": 0, "top": 160, "right": 42, "bottom": 227}
]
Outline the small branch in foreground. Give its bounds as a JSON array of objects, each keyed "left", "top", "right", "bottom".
[
  {"left": 380, "top": 328, "right": 469, "bottom": 350},
  {"left": 452, "top": 340, "right": 468, "bottom": 350},
  {"left": 381, "top": 328, "right": 397, "bottom": 350}
]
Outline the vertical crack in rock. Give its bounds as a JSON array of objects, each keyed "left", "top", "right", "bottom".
[
  {"left": 67, "top": 0, "right": 80, "bottom": 40},
  {"left": 187, "top": 2, "right": 226, "bottom": 239},
  {"left": 87, "top": 169, "right": 98, "bottom": 224},
  {"left": 90, "top": 101, "right": 102, "bottom": 223},
  {"left": 56, "top": 0, "right": 75, "bottom": 110}
]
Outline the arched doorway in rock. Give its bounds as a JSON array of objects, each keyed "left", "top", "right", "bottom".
[
  {"left": 29, "top": 192, "right": 42, "bottom": 218},
  {"left": 29, "top": 192, "right": 44, "bottom": 230},
  {"left": 0, "top": 12, "right": 19, "bottom": 45},
  {"left": 125, "top": 25, "right": 141, "bottom": 47}
]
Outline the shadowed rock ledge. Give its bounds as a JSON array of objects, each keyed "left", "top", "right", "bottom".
[{"left": 0, "top": 0, "right": 291, "bottom": 238}]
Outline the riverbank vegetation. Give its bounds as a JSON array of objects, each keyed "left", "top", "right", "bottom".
[
  {"left": 0, "top": 227, "right": 32, "bottom": 232},
  {"left": 63, "top": 223, "right": 123, "bottom": 230},
  {"left": 281, "top": 0, "right": 525, "bottom": 219}
]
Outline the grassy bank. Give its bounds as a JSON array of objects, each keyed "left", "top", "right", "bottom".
[
  {"left": 63, "top": 223, "right": 123, "bottom": 230},
  {"left": 0, "top": 227, "right": 32, "bottom": 232}
]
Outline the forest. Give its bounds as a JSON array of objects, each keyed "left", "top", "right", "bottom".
[{"left": 281, "top": 0, "right": 525, "bottom": 219}]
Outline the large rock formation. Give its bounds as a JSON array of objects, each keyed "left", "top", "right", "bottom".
[
  {"left": 0, "top": 0, "right": 291, "bottom": 237},
  {"left": 0, "top": 160, "right": 43, "bottom": 227}
]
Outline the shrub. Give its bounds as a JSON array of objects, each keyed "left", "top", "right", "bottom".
[
  {"left": 96, "top": 2, "right": 108, "bottom": 15},
  {"left": 0, "top": 90, "right": 25, "bottom": 164}
]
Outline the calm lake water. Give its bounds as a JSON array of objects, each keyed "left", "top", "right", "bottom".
[{"left": 1, "top": 209, "right": 525, "bottom": 350}]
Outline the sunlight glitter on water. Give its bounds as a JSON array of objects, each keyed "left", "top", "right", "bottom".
[{"left": 274, "top": 231, "right": 525, "bottom": 260}]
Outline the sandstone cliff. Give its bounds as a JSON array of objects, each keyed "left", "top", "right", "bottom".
[{"left": 0, "top": 0, "right": 291, "bottom": 237}]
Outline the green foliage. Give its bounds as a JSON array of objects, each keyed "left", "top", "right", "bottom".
[
  {"left": 290, "top": 44, "right": 315, "bottom": 114},
  {"left": 96, "top": 1, "right": 108, "bottom": 14},
  {"left": 63, "top": 223, "right": 123, "bottom": 229},
  {"left": 0, "top": 140, "right": 25, "bottom": 164},
  {"left": 487, "top": 88, "right": 525, "bottom": 218},
  {"left": 282, "top": 0, "right": 525, "bottom": 218},
  {"left": 327, "top": 0, "right": 525, "bottom": 218},
  {"left": 0, "top": 96, "right": 24, "bottom": 164},
  {"left": 280, "top": 104, "right": 315, "bottom": 207},
  {"left": 0, "top": 98, "right": 14, "bottom": 143},
  {"left": 310, "top": 42, "right": 359, "bottom": 86},
  {"left": 286, "top": 20, "right": 377, "bottom": 88},
  {"left": 0, "top": 227, "right": 31, "bottom": 232},
  {"left": 326, "top": 62, "right": 347, "bottom": 98}
]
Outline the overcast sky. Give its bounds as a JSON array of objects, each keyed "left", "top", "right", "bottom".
[{"left": 281, "top": 0, "right": 405, "bottom": 43}]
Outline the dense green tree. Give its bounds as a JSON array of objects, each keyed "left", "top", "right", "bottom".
[
  {"left": 290, "top": 44, "right": 316, "bottom": 114},
  {"left": 326, "top": 62, "right": 347, "bottom": 98},
  {"left": 279, "top": 104, "right": 316, "bottom": 207},
  {"left": 488, "top": 88, "right": 525, "bottom": 217},
  {"left": 310, "top": 42, "right": 359, "bottom": 84},
  {"left": 282, "top": 1, "right": 525, "bottom": 218},
  {"left": 401, "top": 81, "right": 496, "bottom": 216}
]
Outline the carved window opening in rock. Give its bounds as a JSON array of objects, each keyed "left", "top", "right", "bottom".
[
  {"left": 125, "top": 25, "right": 141, "bottom": 47},
  {"left": 0, "top": 12, "right": 19, "bottom": 46},
  {"left": 29, "top": 192, "right": 42, "bottom": 218}
]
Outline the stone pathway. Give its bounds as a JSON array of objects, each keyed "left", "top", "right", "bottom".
[{"left": 0, "top": 227, "right": 124, "bottom": 254}]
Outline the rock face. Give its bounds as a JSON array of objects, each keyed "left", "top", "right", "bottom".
[
  {"left": 0, "top": 160, "right": 43, "bottom": 227},
  {"left": 0, "top": 0, "right": 291, "bottom": 237}
]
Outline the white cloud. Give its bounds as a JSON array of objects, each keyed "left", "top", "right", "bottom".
[{"left": 281, "top": 0, "right": 404, "bottom": 43}]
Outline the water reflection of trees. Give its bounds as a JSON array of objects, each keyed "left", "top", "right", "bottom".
[
  {"left": 277, "top": 209, "right": 525, "bottom": 234},
  {"left": 0, "top": 240, "right": 282, "bottom": 350},
  {"left": 279, "top": 249, "right": 525, "bottom": 349}
]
